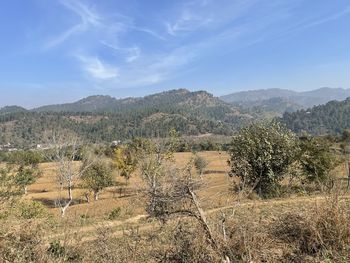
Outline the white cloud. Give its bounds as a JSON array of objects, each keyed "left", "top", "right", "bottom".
[
  {"left": 44, "top": 0, "right": 102, "bottom": 49},
  {"left": 76, "top": 55, "right": 119, "bottom": 80},
  {"left": 100, "top": 41, "right": 141, "bottom": 63},
  {"left": 166, "top": 9, "right": 212, "bottom": 36},
  {"left": 125, "top": 47, "right": 140, "bottom": 63}
]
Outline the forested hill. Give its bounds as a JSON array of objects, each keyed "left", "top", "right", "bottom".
[
  {"left": 221, "top": 87, "right": 350, "bottom": 116},
  {"left": 281, "top": 97, "right": 350, "bottom": 135},
  {"left": 0, "top": 106, "right": 27, "bottom": 114},
  {"left": 0, "top": 89, "right": 252, "bottom": 148}
]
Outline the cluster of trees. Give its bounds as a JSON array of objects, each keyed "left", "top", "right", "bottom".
[
  {"left": 0, "top": 110, "right": 237, "bottom": 149},
  {"left": 281, "top": 97, "right": 350, "bottom": 135},
  {"left": 228, "top": 122, "right": 339, "bottom": 197}
]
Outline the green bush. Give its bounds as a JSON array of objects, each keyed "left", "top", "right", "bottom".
[
  {"left": 108, "top": 207, "right": 121, "bottom": 220},
  {"left": 47, "top": 240, "right": 66, "bottom": 258},
  {"left": 228, "top": 122, "right": 299, "bottom": 197},
  {"left": 17, "top": 201, "right": 46, "bottom": 219}
]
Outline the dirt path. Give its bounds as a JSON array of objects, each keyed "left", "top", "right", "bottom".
[{"left": 46, "top": 193, "right": 350, "bottom": 243}]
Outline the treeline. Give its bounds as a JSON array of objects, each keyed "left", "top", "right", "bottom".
[
  {"left": 0, "top": 111, "right": 235, "bottom": 148},
  {"left": 281, "top": 97, "right": 350, "bottom": 135}
]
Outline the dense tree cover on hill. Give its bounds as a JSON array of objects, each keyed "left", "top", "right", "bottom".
[
  {"left": 0, "top": 90, "right": 251, "bottom": 148},
  {"left": 221, "top": 87, "right": 350, "bottom": 108},
  {"left": 222, "top": 87, "right": 350, "bottom": 118},
  {"left": 281, "top": 97, "right": 350, "bottom": 135}
]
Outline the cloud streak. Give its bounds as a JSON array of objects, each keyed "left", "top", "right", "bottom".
[
  {"left": 44, "top": 0, "right": 102, "bottom": 49},
  {"left": 40, "top": 0, "right": 350, "bottom": 89},
  {"left": 76, "top": 55, "right": 119, "bottom": 80}
]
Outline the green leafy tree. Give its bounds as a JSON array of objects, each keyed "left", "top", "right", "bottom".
[
  {"left": 194, "top": 155, "right": 208, "bottom": 177},
  {"left": 114, "top": 146, "right": 138, "bottom": 183},
  {"left": 228, "top": 122, "right": 299, "bottom": 197},
  {"left": 8, "top": 150, "right": 42, "bottom": 168},
  {"left": 7, "top": 151, "right": 42, "bottom": 195},
  {"left": 81, "top": 159, "right": 114, "bottom": 201},
  {"left": 0, "top": 166, "right": 22, "bottom": 204},
  {"left": 14, "top": 166, "right": 41, "bottom": 195},
  {"left": 299, "top": 136, "right": 338, "bottom": 185}
]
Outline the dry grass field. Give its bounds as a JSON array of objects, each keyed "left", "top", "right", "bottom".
[
  {"left": 22, "top": 151, "right": 350, "bottom": 229},
  {"left": 3, "top": 151, "right": 350, "bottom": 262},
  {"left": 25, "top": 151, "right": 232, "bottom": 221}
]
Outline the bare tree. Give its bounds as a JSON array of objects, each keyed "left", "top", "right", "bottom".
[
  {"left": 47, "top": 133, "right": 93, "bottom": 217},
  {"left": 139, "top": 143, "right": 231, "bottom": 263}
]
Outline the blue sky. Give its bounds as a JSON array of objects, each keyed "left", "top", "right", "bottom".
[{"left": 0, "top": 0, "right": 350, "bottom": 108}]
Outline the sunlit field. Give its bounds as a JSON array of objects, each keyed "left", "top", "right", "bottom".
[{"left": 24, "top": 151, "right": 230, "bottom": 220}]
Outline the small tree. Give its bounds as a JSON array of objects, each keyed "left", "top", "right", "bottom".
[
  {"left": 14, "top": 166, "right": 41, "bottom": 195},
  {"left": 8, "top": 150, "right": 42, "bottom": 168},
  {"left": 194, "top": 155, "right": 208, "bottom": 178},
  {"left": 9, "top": 150, "right": 42, "bottom": 195},
  {"left": 0, "top": 166, "right": 22, "bottom": 204},
  {"left": 140, "top": 139, "right": 231, "bottom": 262},
  {"left": 46, "top": 133, "right": 93, "bottom": 217},
  {"left": 114, "top": 146, "right": 138, "bottom": 183},
  {"left": 81, "top": 159, "right": 114, "bottom": 201},
  {"left": 299, "top": 136, "right": 338, "bottom": 186},
  {"left": 228, "top": 122, "right": 299, "bottom": 197}
]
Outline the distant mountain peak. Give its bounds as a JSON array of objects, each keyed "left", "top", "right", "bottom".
[
  {"left": 221, "top": 87, "right": 350, "bottom": 108},
  {"left": 0, "top": 105, "right": 27, "bottom": 114}
]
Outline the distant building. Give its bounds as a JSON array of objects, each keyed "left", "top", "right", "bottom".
[{"left": 111, "top": 140, "right": 121, "bottom": 147}]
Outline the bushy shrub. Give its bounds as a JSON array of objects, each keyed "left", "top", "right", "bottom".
[
  {"left": 108, "top": 207, "right": 121, "bottom": 220},
  {"left": 228, "top": 122, "right": 299, "bottom": 197},
  {"left": 48, "top": 240, "right": 66, "bottom": 258},
  {"left": 273, "top": 196, "right": 350, "bottom": 259},
  {"left": 17, "top": 201, "right": 47, "bottom": 219}
]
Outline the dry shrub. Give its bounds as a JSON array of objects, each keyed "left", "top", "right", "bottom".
[
  {"left": 153, "top": 220, "right": 221, "bottom": 263},
  {"left": 224, "top": 217, "right": 285, "bottom": 263},
  {"left": 0, "top": 220, "right": 49, "bottom": 263},
  {"left": 81, "top": 227, "right": 122, "bottom": 263},
  {"left": 80, "top": 225, "right": 152, "bottom": 263},
  {"left": 272, "top": 195, "right": 350, "bottom": 261}
]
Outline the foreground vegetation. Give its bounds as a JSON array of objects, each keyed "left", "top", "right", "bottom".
[{"left": 1, "top": 124, "right": 350, "bottom": 262}]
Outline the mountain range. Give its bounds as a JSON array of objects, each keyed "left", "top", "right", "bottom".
[
  {"left": 0, "top": 89, "right": 251, "bottom": 148},
  {"left": 220, "top": 87, "right": 350, "bottom": 115},
  {"left": 1, "top": 87, "right": 350, "bottom": 147}
]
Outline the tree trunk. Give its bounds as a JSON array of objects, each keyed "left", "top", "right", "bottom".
[
  {"left": 188, "top": 188, "right": 219, "bottom": 250},
  {"left": 60, "top": 199, "right": 72, "bottom": 218},
  {"left": 84, "top": 192, "right": 90, "bottom": 203},
  {"left": 347, "top": 161, "right": 350, "bottom": 189},
  {"left": 188, "top": 187, "right": 231, "bottom": 263},
  {"left": 68, "top": 184, "right": 73, "bottom": 200},
  {"left": 94, "top": 191, "right": 99, "bottom": 201}
]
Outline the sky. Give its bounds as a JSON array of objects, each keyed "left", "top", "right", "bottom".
[{"left": 0, "top": 0, "right": 350, "bottom": 108}]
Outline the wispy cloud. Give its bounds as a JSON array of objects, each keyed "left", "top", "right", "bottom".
[
  {"left": 290, "top": 5, "right": 350, "bottom": 32},
  {"left": 166, "top": 10, "right": 212, "bottom": 36},
  {"left": 39, "top": 0, "right": 350, "bottom": 90},
  {"left": 76, "top": 55, "right": 119, "bottom": 80},
  {"left": 128, "top": 26, "right": 166, "bottom": 41},
  {"left": 100, "top": 41, "right": 141, "bottom": 63},
  {"left": 44, "top": 0, "right": 102, "bottom": 49},
  {"left": 125, "top": 47, "right": 141, "bottom": 63}
]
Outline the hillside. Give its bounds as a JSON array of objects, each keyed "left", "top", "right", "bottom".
[
  {"left": 221, "top": 87, "right": 350, "bottom": 115},
  {"left": 34, "top": 95, "right": 119, "bottom": 112},
  {"left": 281, "top": 97, "right": 350, "bottom": 135},
  {"left": 0, "top": 89, "right": 251, "bottom": 148},
  {"left": 0, "top": 105, "right": 27, "bottom": 114}
]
